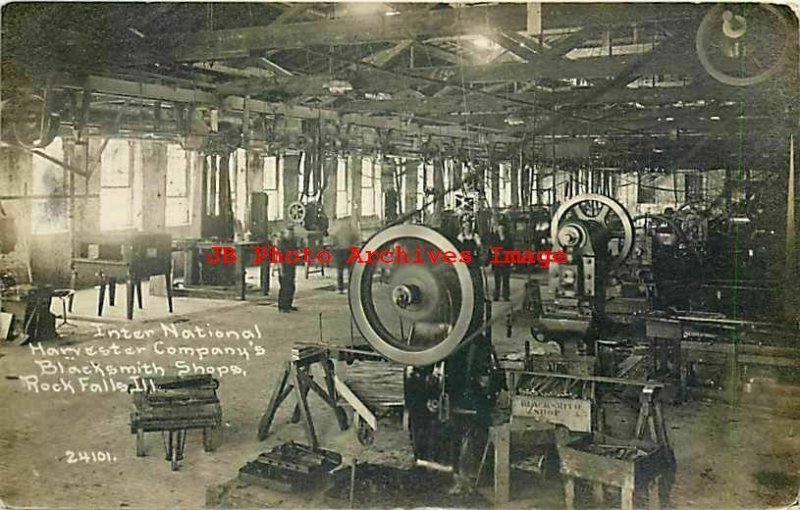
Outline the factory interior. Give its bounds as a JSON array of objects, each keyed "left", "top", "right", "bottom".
[{"left": 1, "top": 2, "right": 799, "bottom": 508}]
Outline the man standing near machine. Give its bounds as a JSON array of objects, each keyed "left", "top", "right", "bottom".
[
  {"left": 278, "top": 225, "right": 299, "bottom": 313},
  {"left": 488, "top": 222, "right": 514, "bottom": 301},
  {"left": 330, "top": 222, "right": 359, "bottom": 294}
]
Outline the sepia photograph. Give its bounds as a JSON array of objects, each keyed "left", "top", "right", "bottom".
[{"left": 0, "top": 1, "right": 799, "bottom": 508}]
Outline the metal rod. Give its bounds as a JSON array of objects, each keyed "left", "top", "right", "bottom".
[
  {"left": 16, "top": 145, "right": 91, "bottom": 178},
  {"left": 349, "top": 458, "right": 357, "bottom": 508},
  {"left": 508, "top": 369, "right": 665, "bottom": 388}
]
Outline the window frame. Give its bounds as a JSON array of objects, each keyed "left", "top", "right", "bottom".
[
  {"left": 99, "top": 139, "right": 136, "bottom": 231},
  {"left": 165, "top": 144, "right": 191, "bottom": 227}
]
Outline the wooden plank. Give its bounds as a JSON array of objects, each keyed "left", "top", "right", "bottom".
[
  {"left": 0, "top": 312, "right": 13, "bottom": 341},
  {"left": 622, "top": 479, "right": 635, "bottom": 510},
  {"left": 564, "top": 476, "right": 575, "bottom": 510},
  {"left": 493, "top": 424, "right": 510, "bottom": 505},
  {"left": 192, "top": 62, "right": 277, "bottom": 79},
  {"left": 334, "top": 375, "right": 377, "bottom": 430},
  {"left": 682, "top": 340, "right": 800, "bottom": 359},
  {"left": 414, "top": 44, "right": 466, "bottom": 65},
  {"left": 82, "top": 76, "right": 216, "bottom": 104},
  {"left": 290, "top": 365, "right": 318, "bottom": 449},
  {"left": 489, "top": 32, "right": 541, "bottom": 61},
  {"left": 364, "top": 40, "right": 414, "bottom": 68},
  {"left": 558, "top": 444, "right": 634, "bottom": 486},
  {"left": 508, "top": 370, "right": 665, "bottom": 388}
]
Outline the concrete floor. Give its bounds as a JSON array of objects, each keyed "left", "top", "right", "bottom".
[{"left": 1, "top": 272, "right": 798, "bottom": 508}]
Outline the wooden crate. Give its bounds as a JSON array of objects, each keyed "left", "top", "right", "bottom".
[{"left": 557, "top": 434, "right": 674, "bottom": 510}]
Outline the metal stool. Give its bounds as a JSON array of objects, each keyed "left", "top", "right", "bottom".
[{"left": 51, "top": 289, "right": 75, "bottom": 327}]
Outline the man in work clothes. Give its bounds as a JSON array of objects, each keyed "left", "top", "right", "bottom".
[
  {"left": 488, "top": 222, "right": 514, "bottom": 301},
  {"left": 278, "top": 224, "right": 299, "bottom": 313}
]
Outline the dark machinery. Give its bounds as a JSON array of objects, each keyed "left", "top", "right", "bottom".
[
  {"left": 287, "top": 200, "right": 329, "bottom": 278},
  {"left": 607, "top": 213, "right": 697, "bottom": 320},
  {"left": 503, "top": 206, "right": 553, "bottom": 271},
  {"left": 348, "top": 224, "right": 498, "bottom": 473},
  {"left": 1, "top": 91, "right": 61, "bottom": 149},
  {"left": 533, "top": 194, "right": 635, "bottom": 353}
]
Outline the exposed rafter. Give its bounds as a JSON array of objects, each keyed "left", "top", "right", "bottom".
[
  {"left": 152, "top": 5, "right": 527, "bottom": 63},
  {"left": 64, "top": 75, "right": 520, "bottom": 146}
]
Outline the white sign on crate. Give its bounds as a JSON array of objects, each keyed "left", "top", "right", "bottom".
[{"left": 511, "top": 396, "right": 592, "bottom": 432}]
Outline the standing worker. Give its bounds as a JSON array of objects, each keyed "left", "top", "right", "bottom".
[
  {"left": 331, "top": 222, "right": 359, "bottom": 294},
  {"left": 488, "top": 222, "right": 514, "bottom": 301},
  {"left": 456, "top": 214, "right": 483, "bottom": 268},
  {"left": 278, "top": 224, "right": 299, "bottom": 313}
]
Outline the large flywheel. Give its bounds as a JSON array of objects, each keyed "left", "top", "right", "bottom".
[
  {"left": 348, "top": 225, "right": 476, "bottom": 366},
  {"left": 696, "top": 4, "right": 793, "bottom": 87},
  {"left": 551, "top": 193, "right": 634, "bottom": 268}
]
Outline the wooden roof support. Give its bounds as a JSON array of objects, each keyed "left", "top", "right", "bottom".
[
  {"left": 155, "top": 4, "right": 526, "bottom": 62},
  {"left": 364, "top": 40, "right": 414, "bottom": 68},
  {"left": 66, "top": 75, "right": 519, "bottom": 145}
]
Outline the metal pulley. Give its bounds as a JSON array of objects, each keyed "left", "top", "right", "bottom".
[
  {"left": 2, "top": 93, "right": 60, "bottom": 149},
  {"left": 551, "top": 193, "right": 635, "bottom": 268},
  {"left": 287, "top": 202, "right": 307, "bottom": 224},
  {"left": 348, "top": 225, "right": 476, "bottom": 366},
  {"left": 696, "top": 4, "right": 792, "bottom": 87}
]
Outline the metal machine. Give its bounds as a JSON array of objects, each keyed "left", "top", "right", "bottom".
[
  {"left": 530, "top": 194, "right": 635, "bottom": 353},
  {"left": 286, "top": 200, "right": 329, "bottom": 277},
  {"left": 348, "top": 224, "right": 498, "bottom": 473}
]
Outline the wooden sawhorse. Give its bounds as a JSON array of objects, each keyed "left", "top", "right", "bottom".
[{"left": 257, "top": 346, "right": 348, "bottom": 449}]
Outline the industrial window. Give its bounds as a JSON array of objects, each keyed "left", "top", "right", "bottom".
[
  {"left": 528, "top": 165, "right": 537, "bottom": 205},
  {"left": 398, "top": 158, "right": 407, "bottom": 214},
  {"left": 204, "top": 153, "right": 237, "bottom": 218},
  {"left": 165, "top": 144, "right": 191, "bottom": 226},
  {"left": 299, "top": 152, "right": 316, "bottom": 197},
  {"left": 484, "top": 166, "right": 493, "bottom": 208},
  {"left": 233, "top": 148, "right": 247, "bottom": 227},
  {"left": 263, "top": 156, "right": 281, "bottom": 220},
  {"left": 637, "top": 173, "right": 657, "bottom": 204},
  {"left": 361, "top": 157, "right": 375, "bottom": 189},
  {"left": 424, "top": 162, "right": 434, "bottom": 189},
  {"left": 361, "top": 157, "right": 376, "bottom": 216},
  {"left": 205, "top": 154, "right": 220, "bottom": 216},
  {"left": 264, "top": 156, "right": 278, "bottom": 190},
  {"left": 100, "top": 139, "right": 134, "bottom": 230},
  {"left": 443, "top": 159, "right": 455, "bottom": 209},
  {"left": 417, "top": 163, "right": 426, "bottom": 210},
  {"left": 500, "top": 162, "right": 512, "bottom": 207},
  {"left": 335, "top": 157, "right": 349, "bottom": 219},
  {"left": 31, "top": 137, "right": 68, "bottom": 234},
  {"left": 685, "top": 173, "right": 704, "bottom": 202}
]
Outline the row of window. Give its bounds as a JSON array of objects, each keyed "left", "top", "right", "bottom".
[
  {"left": 32, "top": 139, "right": 192, "bottom": 233},
  {"left": 30, "top": 138, "right": 704, "bottom": 234}
]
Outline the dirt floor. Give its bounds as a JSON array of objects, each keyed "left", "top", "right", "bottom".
[{"left": 1, "top": 273, "right": 798, "bottom": 509}]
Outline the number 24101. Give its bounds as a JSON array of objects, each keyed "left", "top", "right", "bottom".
[{"left": 65, "top": 450, "right": 117, "bottom": 464}]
